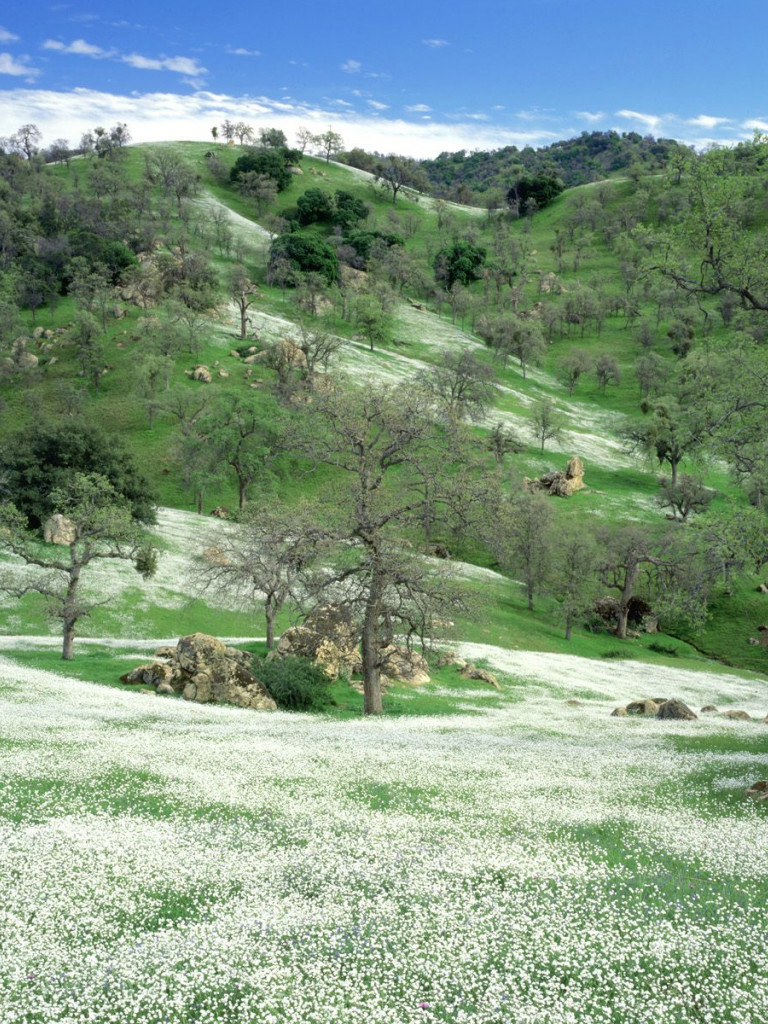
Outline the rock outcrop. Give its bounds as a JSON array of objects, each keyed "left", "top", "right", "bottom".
[
  {"left": 43, "top": 514, "right": 78, "bottom": 545},
  {"left": 524, "top": 457, "right": 585, "bottom": 498},
  {"left": 277, "top": 605, "right": 361, "bottom": 681},
  {"left": 120, "top": 633, "right": 277, "bottom": 711}
]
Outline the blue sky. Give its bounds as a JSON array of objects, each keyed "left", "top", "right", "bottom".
[{"left": 1, "top": 0, "right": 767, "bottom": 157}]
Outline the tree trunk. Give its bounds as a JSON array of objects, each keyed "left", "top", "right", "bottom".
[
  {"left": 265, "top": 602, "right": 275, "bottom": 651},
  {"left": 62, "top": 621, "right": 75, "bottom": 660},
  {"left": 61, "top": 564, "right": 81, "bottom": 660},
  {"left": 361, "top": 573, "right": 384, "bottom": 715},
  {"left": 565, "top": 614, "right": 573, "bottom": 641},
  {"left": 616, "top": 604, "right": 630, "bottom": 640}
]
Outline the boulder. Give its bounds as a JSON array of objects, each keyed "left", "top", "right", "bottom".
[
  {"left": 565, "top": 699, "right": 584, "bottom": 707},
  {"left": 461, "top": 664, "right": 502, "bottom": 690},
  {"left": 436, "top": 653, "right": 468, "bottom": 671},
  {"left": 251, "top": 339, "right": 308, "bottom": 371},
  {"left": 191, "top": 365, "right": 212, "bottom": 383},
  {"left": 524, "top": 457, "right": 585, "bottom": 498},
  {"left": 43, "top": 514, "right": 78, "bottom": 545},
  {"left": 379, "top": 644, "right": 430, "bottom": 686},
  {"left": 656, "top": 698, "right": 697, "bottom": 721},
  {"left": 277, "top": 604, "right": 361, "bottom": 680},
  {"left": 719, "top": 710, "right": 752, "bottom": 721},
  {"left": 700, "top": 704, "right": 719, "bottom": 714},
  {"left": 745, "top": 780, "right": 768, "bottom": 801},
  {"left": 626, "top": 699, "right": 660, "bottom": 716},
  {"left": 122, "top": 633, "right": 276, "bottom": 711},
  {"left": 611, "top": 706, "right": 627, "bottom": 717}
]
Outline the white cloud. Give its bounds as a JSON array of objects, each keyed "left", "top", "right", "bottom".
[
  {"left": 122, "top": 54, "right": 207, "bottom": 76},
  {"left": 422, "top": 39, "right": 449, "bottom": 47},
  {"left": 43, "top": 38, "right": 113, "bottom": 58},
  {"left": 0, "top": 53, "right": 39, "bottom": 77},
  {"left": 340, "top": 59, "right": 361, "bottom": 73},
  {"left": 0, "top": 26, "right": 19, "bottom": 42},
  {"left": 0, "top": 86, "right": 562, "bottom": 158},
  {"left": 575, "top": 110, "right": 605, "bottom": 123},
  {"left": 405, "top": 103, "right": 431, "bottom": 113},
  {"left": 226, "top": 46, "right": 261, "bottom": 57},
  {"left": 368, "top": 100, "right": 388, "bottom": 111},
  {"left": 615, "top": 108, "right": 662, "bottom": 132},
  {"left": 741, "top": 118, "right": 768, "bottom": 132},
  {"left": 687, "top": 114, "right": 729, "bottom": 129}
]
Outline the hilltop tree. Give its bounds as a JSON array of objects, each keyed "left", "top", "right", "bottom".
[
  {"left": 374, "top": 154, "right": 429, "bottom": 204},
  {"left": 0, "top": 474, "right": 156, "bottom": 660},
  {"left": 296, "top": 127, "right": 317, "bottom": 154},
  {"left": 317, "top": 127, "right": 344, "bottom": 163}
]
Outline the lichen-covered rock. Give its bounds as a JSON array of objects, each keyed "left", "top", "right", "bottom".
[
  {"left": 461, "top": 664, "right": 501, "bottom": 691},
  {"left": 277, "top": 605, "right": 361, "bottom": 680},
  {"left": 700, "top": 704, "right": 719, "bottom": 714},
  {"left": 379, "top": 644, "right": 430, "bottom": 686},
  {"left": 524, "top": 457, "right": 585, "bottom": 498},
  {"left": 719, "top": 710, "right": 752, "bottom": 721},
  {"left": 610, "top": 706, "right": 627, "bottom": 717},
  {"left": 121, "top": 633, "right": 276, "bottom": 711},
  {"left": 43, "top": 514, "right": 78, "bottom": 546}
]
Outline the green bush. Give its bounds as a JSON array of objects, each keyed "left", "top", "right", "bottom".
[{"left": 254, "top": 655, "right": 335, "bottom": 712}]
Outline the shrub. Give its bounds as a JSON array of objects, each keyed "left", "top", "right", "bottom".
[{"left": 254, "top": 655, "right": 335, "bottom": 712}]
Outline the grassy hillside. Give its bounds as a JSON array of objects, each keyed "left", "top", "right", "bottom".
[{"left": 1, "top": 140, "right": 768, "bottom": 681}]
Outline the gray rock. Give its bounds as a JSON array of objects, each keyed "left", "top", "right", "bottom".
[{"left": 656, "top": 698, "right": 697, "bottom": 721}]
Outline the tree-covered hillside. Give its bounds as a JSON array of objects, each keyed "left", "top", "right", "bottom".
[{"left": 2, "top": 123, "right": 768, "bottom": 693}]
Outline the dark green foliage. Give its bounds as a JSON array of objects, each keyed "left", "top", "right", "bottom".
[
  {"left": 230, "top": 147, "right": 298, "bottom": 193},
  {"left": 434, "top": 240, "right": 486, "bottom": 289},
  {"left": 68, "top": 231, "right": 138, "bottom": 283},
  {"left": 296, "top": 188, "right": 334, "bottom": 225},
  {"left": 507, "top": 172, "right": 565, "bottom": 214},
  {"left": 254, "top": 655, "right": 334, "bottom": 711},
  {"left": 420, "top": 130, "right": 684, "bottom": 201},
  {"left": 271, "top": 233, "right": 339, "bottom": 284},
  {"left": 344, "top": 230, "right": 403, "bottom": 265},
  {"left": 333, "top": 190, "right": 368, "bottom": 229},
  {"left": 1, "top": 422, "right": 158, "bottom": 528}
]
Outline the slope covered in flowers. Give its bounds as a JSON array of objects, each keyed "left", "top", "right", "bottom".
[{"left": 1, "top": 658, "right": 766, "bottom": 1024}]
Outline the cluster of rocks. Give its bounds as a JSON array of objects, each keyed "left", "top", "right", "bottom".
[
  {"left": 2, "top": 325, "right": 71, "bottom": 375},
  {"left": 185, "top": 362, "right": 230, "bottom": 384},
  {"left": 610, "top": 698, "right": 768, "bottom": 722},
  {"left": 524, "top": 457, "right": 586, "bottom": 498},
  {"left": 120, "top": 633, "right": 277, "bottom": 711},
  {"left": 276, "top": 604, "right": 431, "bottom": 687},
  {"left": 436, "top": 652, "right": 501, "bottom": 690}
]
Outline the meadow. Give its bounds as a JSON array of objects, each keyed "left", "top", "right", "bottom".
[{"left": 1, "top": 651, "right": 766, "bottom": 1023}]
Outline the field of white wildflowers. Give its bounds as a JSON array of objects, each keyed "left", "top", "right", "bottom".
[{"left": 1, "top": 652, "right": 767, "bottom": 1024}]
